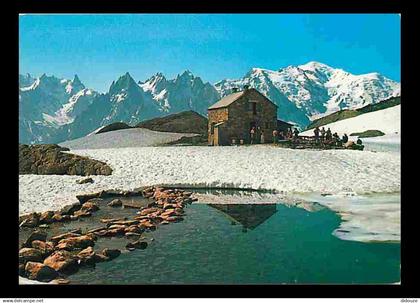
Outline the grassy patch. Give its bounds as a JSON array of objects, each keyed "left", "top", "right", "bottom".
[{"left": 350, "top": 130, "right": 385, "bottom": 138}]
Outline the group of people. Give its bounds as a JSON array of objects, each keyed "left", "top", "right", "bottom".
[
  {"left": 249, "top": 126, "right": 301, "bottom": 145},
  {"left": 313, "top": 126, "right": 350, "bottom": 146},
  {"left": 272, "top": 128, "right": 299, "bottom": 143}
]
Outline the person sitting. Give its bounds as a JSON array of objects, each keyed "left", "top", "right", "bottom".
[
  {"left": 357, "top": 138, "right": 363, "bottom": 145},
  {"left": 342, "top": 133, "right": 348, "bottom": 144},
  {"left": 333, "top": 132, "right": 340, "bottom": 146}
]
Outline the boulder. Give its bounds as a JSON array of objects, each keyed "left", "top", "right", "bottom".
[
  {"left": 109, "top": 220, "right": 139, "bottom": 226},
  {"left": 100, "top": 217, "right": 127, "bottom": 224},
  {"left": 124, "top": 225, "right": 143, "bottom": 234},
  {"left": 164, "top": 216, "right": 183, "bottom": 223},
  {"left": 93, "top": 253, "right": 110, "bottom": 263},
  {"left": 102, "top": 248, "right": 121, "bottom": 260},
  {"left": 138, "top": 207, "right": 162, "bottom": 216},
  {"left": 50, "top": 232, "right": 82, "bottom": 243},
  {"left": 55, "top": 235, "right": 96, "bottom": 251},
  {"left": 19, "top": 144, "right": 113, "bottom": 176},
  {"left": 19, "top": 248, "right": 44, "bottom": 264},
  {"left": 43, "top": 250, "right": 78, "bottom": 273},
  {"left": 73, "top": 210, "right": 92, "bottom": 217},
  {"left": 139, "top": 221, "right": 156, "bottom": 230},
  {"left": 76, "top": 177, "right": 94, "bottom": 184},
  {"left": 59, "top": 202, "right": 82, "bottom": 216},
  {"left": 39, "top": 211, "right": 55, "bottom": 224},
  {"left": 125, "top": 240, "right": 148, "bottom": 251},
  {"left": 19, "top": 212, "right": 40, "bottom": 228},
  {"left": 81, "top": 201, "right": 99, "bottom": 212},
  {"left": 21, "top": 230, "right": 47, "bottom": 248},
  {"left": 31, "top": 240, "right": 54, "bottom": 256},
  {"left": 77, "top": 246, "right": 96, "bottom": 265},
  {"left": 25, "top": 262, "right": 58, "bottom": 282},
  {"left": 107, "top": 199, "right": 123, "bottom": 207},
  {"left": 52, "top": 278, "right": 71, "bottom": 285}
]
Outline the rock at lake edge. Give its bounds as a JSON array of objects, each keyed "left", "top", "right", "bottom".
[
  {"left": 76, "top": 177, "right": 94, "bottom": 184},
  {"left": 25, "top": 262, "right": 58, "bottom": 282},
  {"left": 19, "top": 144, "right": 112, "bottom": 176}
]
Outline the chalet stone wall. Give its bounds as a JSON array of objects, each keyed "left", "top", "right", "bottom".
[
  {"left": 208, "top": 108, "right": 228, "bottom": 145},
  {"left": 208, "top": 89, "right": 277, "bottom": 145}
]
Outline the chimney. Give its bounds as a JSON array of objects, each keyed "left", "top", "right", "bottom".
[
  {"left": 243, "top": 85, "right": 250, "bottom": 91},
  {"left": 232, "top": 87, "right": 239, "bottom": 93}
]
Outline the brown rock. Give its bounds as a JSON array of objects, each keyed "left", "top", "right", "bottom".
[
  {"left": 25, "top": 262, "right": 58, "bottom": 282},
  {"left": 109, "top": 220, "right": 139, "bottom": 226},
  {"left": 107, "top": 199, "right": 123, "bottom": 207},
  {"left": 164, "top": 216, "right": 183, "bottom": 223},
  {"left": 81, "top": 201, "right": 99, "bottom": 212},
  {"left": 125, "top": 240, "right": 148, "bottom": 251},
  {"left": 124, "top": 225, "right": 143, "bottom": 234},
  {"left": 139, "top": 221, "right": 156, "bottom": 230},
  {"left": 19, "top": 212, "right": 40, "bottom": 228},
  {"left": 19, "top": 248, "right": 44, "bottom": 264},
  {"left": 52, "top": 278, "right": 71, "bottom": 285},
  {"left": 59, "top": 202, "right": 82, "bottom": 216},
  {"left": 86, "top": 227, "right": 107, "bottom": 234},
  {"left": 19, "top": 143, "right": 112, "bottom": 176},
  {"left": 76, "top": 177, "right": 94, "bottom": 184},
  {"left": 77, "top": 246, "right": 96, "bottom": 265},
  {"left": 31, "top": 240, "right": 54, "bottom": 256},
  {"left": 21, "top": 230, "right": 47, "bottom": 248},
  {"left": 39, "top": 211, "right": 55, "bottom": 224},
  {"left": 55, "top": 235, "right": 96, "bottom": 251},
  {"left": 44, "top": 250, "right": 77, "bottom": 273},
  {"left": 161, "top": 209, "right": 177, "bottom": 217},
  {"left": 100, "top": 217, "right": 127, "bottom": 224},
  {"left": 51, "top": 232, "right": 82, "bottom": 243},
  {"left": 102, "top": 248, "right": 121, "bottom": 260},
  {"left": 138, "top": 207, "right": 161, "bottom": 216},
  {"left": 73, "top": 210, "right": 92, "bottom": 217}
]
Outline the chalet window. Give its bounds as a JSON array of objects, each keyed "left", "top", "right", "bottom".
[{"left": 248, "top": 102, "right": 257, "bottom": 115}]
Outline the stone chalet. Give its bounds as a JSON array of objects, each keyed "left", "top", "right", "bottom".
[{"left": 208, "top": 87, "right": 278, "bottom": 146}]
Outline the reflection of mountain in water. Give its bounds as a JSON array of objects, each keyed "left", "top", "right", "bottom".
[{"left": 209, "top": 204, "right": 277, "bottom": 230}]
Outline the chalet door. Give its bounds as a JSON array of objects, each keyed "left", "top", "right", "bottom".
[{"left": 214, "top": 126, "right": 219, "bottom": 146}]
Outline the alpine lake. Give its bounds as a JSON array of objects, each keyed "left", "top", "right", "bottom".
[{"left": 19, "top": 188, "right": 400, "bottom": 285}]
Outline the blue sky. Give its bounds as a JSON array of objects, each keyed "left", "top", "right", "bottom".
[{"left": 19, "top": 14, "right": 400, "bottom": 92}]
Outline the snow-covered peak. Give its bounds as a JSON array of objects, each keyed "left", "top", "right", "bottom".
[
  {"left": 215, "top": 61, "right": 400, "bottom": 127},
  {"left": 298, "top": 61, "right": 334, "bottom": 72}
]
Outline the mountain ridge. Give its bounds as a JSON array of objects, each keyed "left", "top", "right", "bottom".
[{"left": 19, "top": 61, "right": 400, "bottom": 144}]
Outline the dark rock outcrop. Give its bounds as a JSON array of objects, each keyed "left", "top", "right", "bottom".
[
  {"left": 19, "top": 144, "right": 112, "bottom": 176},
  {"left": 136, "top": 110, "right": 208, "bottom": 135}
]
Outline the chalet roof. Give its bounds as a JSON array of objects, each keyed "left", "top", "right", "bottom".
[
  {"left": 208, "top": 91, "right": 245, "bottom": 110},
  {"left": 208, "top": 88, "right": 278, "bottom": 110}
]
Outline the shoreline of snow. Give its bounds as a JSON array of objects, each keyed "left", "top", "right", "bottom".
[{"left": 19, "top": 145, "right": 400, "bottom": 243}]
